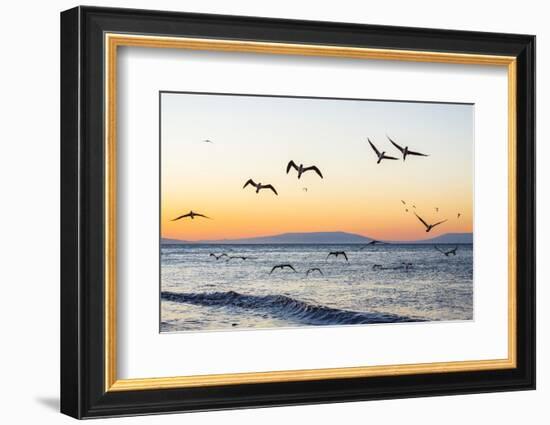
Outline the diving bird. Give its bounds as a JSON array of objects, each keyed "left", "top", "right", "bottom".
[
  {"left": 327, "top": 251, "right": 349, "bottom": 261},
  {"left": 286, "top": 160, "right": 323, "bottom": 179},
  {"left": 306, "top": 268, "right": 323, "bottom": 277},
  {"left": 414, "top": 212, "right": 447, "bottom": 233},
  {"left": 270, "top": 264, "right": 297, "bottom": 274},
  {"left": 435, "top": 246, "right": 458, "bottom": 256},
  {"left": 243, "top": 179, "right": 278, "bottom": 195},
  {"left": 367, "top": 138, "right": 398, "bottom": 164},
  {"left": 209, "top": 253, "right": 229, "bottom": 260},
  {"left": 387, "top": 135, "right": 429, "bottom": 161},
  {"left": 171, "top": 210, "right": 211, "bottom": 221}
]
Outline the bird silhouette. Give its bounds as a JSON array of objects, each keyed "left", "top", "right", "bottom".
[
  {"left": 243, "top": 179, "right": 278, "bottom": 195},
  {"left": 201, "top": 139, "right": 213, "bottom": 143},
  {"left": 367, "top": 138, "right": 398, "bottom": 164},
  {"left": 270, "top": 264, "right": 297, "bottom": 274},
  {"left": 306, "top": 268, "right": 323, "bottom": 277},
  {"left": 327, "top": 251, "right": 348, "bottom": 261},
  {"left": 435, "top": 246, "right": 458, "bottom": 256},
  {"left": 228, "top": 256, "right": 252, "bottom": 261},
  {"left": 171, "top": 210, "right": 211, "bottom": 221},
  {"left": 457, "top": 213, "right": 461, "bottom": 219},
  {"left": 414, "top": 212, "right": 447, "bottom": 232},
  {"left": 209, "top": 253, "right": 229, "bottom": 260},
  {"left": 387, "top": 135, "right": 429, "bottom": 161},
  {"left": 286, "top": 161, "right": 323, "bottom": 179},
  {"left": 360, "top": 240, "right": 383, "bottom": 250}
]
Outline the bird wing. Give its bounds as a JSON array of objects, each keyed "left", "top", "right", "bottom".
[
  {"left": 341, "top": 252, "right": 349, "bottom": 261},
  {"left": 306, "top": 269, "right": 311, "bottom": 276},
  {"left": 287, "top": 265, "right": 296, "bottom": 272},
  {"left": 432, "top": 219, "right": 448, "bottom": 228},
  {"left": 407, "top": 149, "right": 429, "bottom": 157},
  {"left": 286, "top": 160, "right": 299, "bottom": 174},
  {"left": 435, "top": 246, "right": 445, "bottom": 254},
  {"left": 270, "top": 265, "right": 279, "bottom": 274},
  {"left": 219, "top": 253, "right": 228, "bottom": 258},
  {"left": 171, "top": 212, "right": 191, "bottom": 221},
  {"left": 304, "top": 166, "right": 323, "bottom": 178},
  {"left": 317, "top": 269, "right": 324, "bottom": 275},
  {"left": 401, "top": 200, "right": 406, "bottom": 205},
  {"left": 414, "top": 212, "right": 430, "bottom": 228},
  {"left": 193, "top": 212, "right": 211, "bottom": 219},
  {"left": 262, "top": 184, "right": 278, "bottom": 195},
  {"left": 381, "top": 154, "right": 399, "bottom": 160},
  {"left": 327, "top": 252, "right": 335, "bottom": 259},
  {"left": 209, "top": 253, "right": 216, "bottom": 257},
  {"left": 387, "top": 135, "right": 405, "bottom": 153},
  {"left": 367, "top": 138, "right": 381, "bottom": 156},
  {"left": 243, "top": 179, "right": 257, "bottom": 189}
]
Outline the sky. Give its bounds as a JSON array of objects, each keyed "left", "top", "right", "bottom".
[{"left": 160, "top": 92, "right": 473, "bottom": 242}]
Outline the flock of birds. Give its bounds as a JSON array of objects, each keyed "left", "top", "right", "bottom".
[
  {"left": 205, "top": 241, "right": 459, "bottom": 279},
  {"left": 169, "top": 135, "right": 464, "bottom": 278}
]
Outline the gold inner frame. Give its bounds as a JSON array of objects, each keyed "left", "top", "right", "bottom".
[{"left": 104, "top": 33, "right": 517, "bottom": 392}]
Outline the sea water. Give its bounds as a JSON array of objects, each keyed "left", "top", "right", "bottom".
[{"left": 160, "top": 243, "right": 473, "bottom": 332}]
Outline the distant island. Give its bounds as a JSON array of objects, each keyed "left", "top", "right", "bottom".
[{"left": 161, "top": 231, "right": 473, "bottom": 245}]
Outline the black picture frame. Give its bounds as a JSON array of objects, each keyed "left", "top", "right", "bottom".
[{"left": 61, "top": 5, "right": 535, "bottom": 419}]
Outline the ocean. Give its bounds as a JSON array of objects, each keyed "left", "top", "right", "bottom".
[{"left": 160, "top": 243, "right": 473, "bottom": 332}]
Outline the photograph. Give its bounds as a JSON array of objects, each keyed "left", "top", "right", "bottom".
[{"left": 160, "top": 92, "right": 474, "bottom": 332}]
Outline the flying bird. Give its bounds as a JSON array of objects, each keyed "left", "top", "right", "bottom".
[
  {"left": 360, "top": 240, "right": 383, "bottom": 250},
  {"left": 201, "top": 139, "right": 214, "bottom": 143},
  {"left": 243, "top": 179, "right": 278, "bottom": 195},
  {"left": 414, "top": 212, "right": 447, "bottom": 233},
  {"left": 327, "top": 251, "right": 349, "bottom": 261},
  {"left": 367, "top": 138, "right": 398, "bottom": 164},
  {"left": 228, "top": 256, "right": 252, "bottom": 261},
  {"left": 457, "top": 213, "right": 461, "bottom": 219},
  {"left": 306, "top": 268, "right": 323, "bottom": 277},
  {"left": 387, "top": 135, "right": 429, "bottom": 161},
  {"left": 171, "top": 210, "right": 211, "bottom": 221},
  {"left": 270, "top": 264, "right": 297, "bottom": 274},
  {"left": 435, "top": 246, "right": 458, "bottom": 256},
  {"left": 209, "top": 253, "right": 228, "bottom": 260},
  {"left": 286, "top": 160, "right": 323, "bottom": 179}
]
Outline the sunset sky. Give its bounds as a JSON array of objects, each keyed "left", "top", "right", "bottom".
[{"left": 160, "top": 92, "right": 473, "bottom": 242}]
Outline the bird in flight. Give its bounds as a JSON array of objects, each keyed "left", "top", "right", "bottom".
[
  {"left": 327, "top": 251, "right": 349, "bottom": 261},
  {"left": 201, "top": 139, "right": 213, "bottom": 143},
  {"left": 367, "top": 138, "right": 398, "bottom": 164},
  {"left": 414, "top": 212, "right": 447, "bottom": 232},
  {"left": 457, "top": 213, "right": 461, "bottom": 219},
  {"left": 228, "top": 256, "right": 252, "bottom": 261},
  {"left": 209, "top": 253, "right": 229, "bottom": 260},
  {"left": 387, "top": 135, "right": 429, "bottom": 161},
  {"left": 243, "top": 179, "right": 278, "bottom": 195},
  {"left": 360, "top": 240, "right": 383, "bottom": 250},
  {"left": 286, "top": 161, "right": 323, "bottom": 179},
  {"left": 270, "top": 264, "right": 297, "bottom": 274},
  {"left": 171, "top": 210, "right": 211, "bottom": 221},
  {"left": 435, "top": 246, "right": 458, "bottom": 256},
  {"left": 306, "top": 268, "right": 323, "bottom": 277}
]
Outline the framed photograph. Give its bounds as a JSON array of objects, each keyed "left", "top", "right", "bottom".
[{"left": 60, "top": 6, "right": 535, "bottom": 419}]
